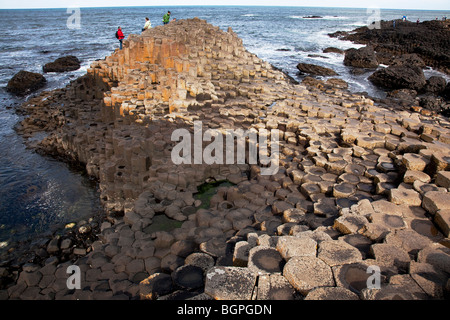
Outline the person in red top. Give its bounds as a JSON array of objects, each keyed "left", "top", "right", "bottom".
[{"left": 117, "top": 26, "right": 125, "bottom": 50}]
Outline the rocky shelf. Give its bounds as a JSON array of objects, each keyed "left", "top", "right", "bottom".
[{"left": 1, "top": 18, "right": 449, "bottom": 300}]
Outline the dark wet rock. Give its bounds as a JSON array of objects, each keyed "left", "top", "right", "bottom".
[
  {"left": 323, "top": 47, "right": 344, "bottom": 54},
  {"left": 350, "top": 68, "right": 370, "bottom": 75},
  {"left": 443, "top": 83, "right": 450, "bottom": 100},
  {"left": 172, "top": 265, "right": 204, "bottom": 289},
  {"left": 303, "top": 16, "right": 323, "bottom": 19},
  {"left": 391, "top": 54, "right": 426, "bottom": 68},
  {"left": 424, "top": 76, "right": 447, "bottom": 94},
  {"left": 344, "top": 46, "right": 379, "bottom": 69},
  {"left": 296, "top": 63, "right": 338, "bottom": 76},
  {"left": 419, "top": 95, "right": 445, "bottom": 112},
  {"left": 184, "top": 252, "right": 215, "bottom": 272},
  {"left": 330, "top": 20, "right": 450, "bottom": 74},
  {"left": 376, "top": 51, "right": 396, "bottom": 65},
  {"left": 43, "top": 56, "right": 81, "bottom": 73},
  {"left": 386, "top": 89, "right": 417, "bottom": 101},
  {"left": 139, "top": 273, "right": 174, "bottom": 300},
  {"left": 6, "top": 70, "right": 46, "bottom": 95},
  {"left": 307, "top": 54, "right": 329, "bottom": 59},
  {"left": 368, "top": 66, "right": 427, "bottom": 91}
]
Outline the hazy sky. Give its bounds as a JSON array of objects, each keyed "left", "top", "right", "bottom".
[{"left": 1, "top": 0, "right": 449, "bottom": 10}]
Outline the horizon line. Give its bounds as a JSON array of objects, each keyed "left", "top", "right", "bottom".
[{"left": 1, "top": 5, "right": 449, "bottom": 11}]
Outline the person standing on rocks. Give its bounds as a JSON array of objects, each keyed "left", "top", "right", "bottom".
[
  {"left": 117, "top": 26, "right": 125, "bottom": 50},
  {"left": 142, "top": 17, "right": 151, "bottom": 31},
  {"left": 163, "top": 11, "right": 171, "bottom": 25}
]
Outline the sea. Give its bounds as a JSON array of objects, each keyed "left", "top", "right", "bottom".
[{"left": 0, "top": 6, "right": 449, "bottom": 253}]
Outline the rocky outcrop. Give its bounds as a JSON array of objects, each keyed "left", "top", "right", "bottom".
[
  {"left": 368, "top": 65, "right": 427, "bottom": 91},
  {"left": 4, "top": 18, "right": 450, "bottom": 301},
  {"left": 330, "top": 20, "right": 450, "bottom": 75},
  {"left": 6, "top": 70, "right": 46, "bottom": 95},
  {"left": 296, "top": 63, "right": 338, "bottom": 76},
  {"left": 344, "top": 46, "right": 379, "bottom": 69},
  {"left": 43, "top": 56, "right": 81, "bottom": 73},
  {"left": 391, "top": 54, "right": 426, "bottom": 68},
  {"left": 334, "top": 21, "right": 449, "bottom": 114}
]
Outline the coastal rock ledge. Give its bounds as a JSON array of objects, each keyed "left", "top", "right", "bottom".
[{"left": 3, "top": 18, "right": 450, "bottom": 300}]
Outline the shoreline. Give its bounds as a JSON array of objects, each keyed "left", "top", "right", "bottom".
[{"left": 1, "top": 18, "right": 449, "bottom": 300}]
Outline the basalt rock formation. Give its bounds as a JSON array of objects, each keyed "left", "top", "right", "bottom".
[
  {"left": 4, "top": 18, "right": 450, "bottom": 301},
  {"left": 331, "top": 20, "right": 450, "bottom": 115},
  {"left": 330, "top": 20, "right": 450, "bottom": 75}
]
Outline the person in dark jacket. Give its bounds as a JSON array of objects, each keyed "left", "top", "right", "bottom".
[{"left": 117, "top": 26, "right": 125, "bottom": 50}]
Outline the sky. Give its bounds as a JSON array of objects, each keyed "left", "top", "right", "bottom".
[{"left": 0, "top": 0, "right": 449, "bottom": 10}]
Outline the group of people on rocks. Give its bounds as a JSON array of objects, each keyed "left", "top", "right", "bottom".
[{"left": 116, "top": 10, "right": 174, "bottom": 50}]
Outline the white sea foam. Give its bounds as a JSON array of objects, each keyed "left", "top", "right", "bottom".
[{"left": 289, "top": 15, "right": 351, "bottom": 20}]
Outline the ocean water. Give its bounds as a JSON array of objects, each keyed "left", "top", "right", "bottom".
[{"left": 0, "top": 6, "right": 449, "bottom": 251}]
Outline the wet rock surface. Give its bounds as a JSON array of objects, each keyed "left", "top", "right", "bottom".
[
  {"left": 344, "top": 46, "right": 379, "bottom": 69},
  {"left": 331, "top": 20, "right": 450, "bottom": 116},
  {"left": 6, "top": 70, "right": 46, "bottom": 96},
  {"left": 296, "top": 63, "right": 338, "bottom": 76},
  {"left": 43, "top": 56, "right": 81, "bottom": 73},
  {"left": 369, "top": 66, "right": 427, "bottom": 91},
  {"left": 1, "top": 18, "right": 449, "bottom": 300},
  {"left": 330, "top": 20, "right": 450, "bottom": 74}
]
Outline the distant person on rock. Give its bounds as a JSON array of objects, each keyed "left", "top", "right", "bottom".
[
  {"left": 142, "top": 17, "right": 152, "bottom": 31},
  {"left": 163, "top": 11, "right": 171, "bottom": 25},
  {"left": 116, "top": 26, "right": 125, "bottom": 50}
]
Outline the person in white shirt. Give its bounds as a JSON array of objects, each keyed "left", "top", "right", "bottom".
[{"left": 143, "top": 17, "right": 151, "bottom": 31}]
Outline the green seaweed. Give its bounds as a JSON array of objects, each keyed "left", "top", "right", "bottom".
[
  {"left": 143, "top": 214, "right": 184, "bottom": 234},
  {"left": 194, "top": 180, "right": 235, "bottom": 209}
]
